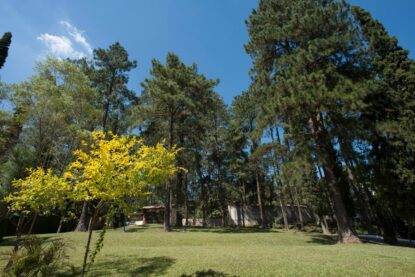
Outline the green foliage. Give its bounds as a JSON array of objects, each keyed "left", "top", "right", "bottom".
[
  {"left": 2, "top": 236, "right": 68, "bottom": 277},
  {"left": 0, "top": 32, "right": 12, "bottom": 69},
  {"left": 81, "top": 42, "right": 137, "bottom": 133},
  {"left": 9, "top": 57, "right": 101, "bottom": 172}
]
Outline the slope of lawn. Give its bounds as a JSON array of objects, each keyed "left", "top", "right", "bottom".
[{"left": 1, "top": 224, "right": 415, "bottom": 276}]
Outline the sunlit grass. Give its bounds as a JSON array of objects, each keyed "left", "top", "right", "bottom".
[{"left": 1, "top": 224, "right": 415, "bottom": 276}]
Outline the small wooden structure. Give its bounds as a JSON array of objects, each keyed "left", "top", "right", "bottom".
[{"left": 142, "top": 205, "right": 165, "bottom": 224}]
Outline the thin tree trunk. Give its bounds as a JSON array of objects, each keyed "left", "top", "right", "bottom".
[
  {"left": 164, "top": 181, "right": 172, "bottom": 232},
  {"left": 14, "top": 214, "right": 25, "bottom": 251},
  {"left": 279, "top": 195, "right": 289, "bottom": 230},
  {"left": 271, "top": 127, "right": 289, "bottom": 230},
  {"left": 27, "top": 212, "right": 38, "bottom": 235},
  {"left": 57, "top": 217, "right": 64, "bottom": 234},
  {"left": 195, "top": 151, "right": 207, "bottom": 227},
  {"left": 102, "top": 71, "right": 116, "bottom": 132},
  {"left": 286, "top": 183, "right": 299, "bottom": 227},
  {"left": 316, "top": 214, "right": 331, "bottom": 235},
  {"left": 184, "top": 174, "right": 189, "bottom": 227},
  {"left": 164, "top": 115, "right": 174, "bottom": 232},
  {"left": 255, "top": 169, "right": 266, "bottom": 228},
  {"left": 294, "top": 187, "right": 304, "bottom": 230},
  {"left": 309, "top": 115, "right": 360, "bottom": 243},
  {"left": 75, "top": 201, "right": 89, "bottom": 232},
  {"left": 82, "top": 209, "right": 97, "bottom": 277},
  {"left": 242, "top": 182, "right": 246, "bottom": 227}
]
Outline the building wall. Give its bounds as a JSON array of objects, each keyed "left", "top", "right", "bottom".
[
  {"left": 227, "top": 205, "right": 315, "bottom": 227},
  {"left": 181, "top": 205, "right": 316, "bottom": 227}
]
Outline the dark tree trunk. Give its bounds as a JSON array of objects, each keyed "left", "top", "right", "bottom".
[
  {"left": 279, "top": 194, "right": 289, "bottom": 230},
  {"left": 242, "top": 182, "right": 246, "bottom": 227},
  {"left": 27, "top": 212, "right": 38, "bottom": 235},
  {"left": 255, "top": 169, "right": 266, "bottom": 228},
  {"left": 294, "top": 187, "right": 304, "bottom": 230},
  {"left": 164, "top": 181, "right": 172, "bottom": 232},
  {"left": 270, "top": 127, "right": 289, "bottom": 230},
  {"left": 102, "top": 71, "right": 116, "bottom": 132},
  {"left": 337, "top": 131, "right": 376, "bottom": 234},
  {"left": 376, "top": 206, "right": 398, "bottom": 244},
  {"left": 217, "top": 163, "right": 228, "bottom": 227},
  {"left": 309, "top": 115, "right": 360, "bottom": 243},
  {"left": 164, "top": 115, "right": 174, "bottom": 232},
  {"left": 286, "top": 184, "right": 299, "bottom": 227},
  {"left": 14, "top": 214, "right": 25, "bottom": 251},
  {"left": 194, "top": 151, "right": 207, "bottom": 227},
  {"left": 184, "top": 174, "right": 189, "bottom": 227},
  {"left": 82, "top": 209, "right": 97, "bottom": 277}
]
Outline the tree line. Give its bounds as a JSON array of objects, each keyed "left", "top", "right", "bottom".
[{"left": 1, "top": 0, "right": 414, "bottom": 245}]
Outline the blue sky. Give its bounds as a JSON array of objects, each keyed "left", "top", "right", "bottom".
[{"left": 1, "top": 0, "right": 414, "bottom": 105}]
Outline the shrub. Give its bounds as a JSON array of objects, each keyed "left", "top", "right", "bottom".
[{"left": 1, "top": 236, "right": 68, "bottom": 276}]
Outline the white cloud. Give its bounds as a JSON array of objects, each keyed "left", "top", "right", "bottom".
[
  {"left": 37, "top": 33, "right": 86, "bottom": 59},
  {"left": 60, "top": 20, "right": 93, "bottom": 55},
  {"left": 37, "top": 21, "right": 92, "bottom": 59}
]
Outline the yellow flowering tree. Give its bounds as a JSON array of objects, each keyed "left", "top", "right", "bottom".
[
  {"left": 6, "top": 131, "right": 178, "bottom": 276},
  {"left": 5, "top": 168, "right": 71, "bottom": 236},
  {"left": 64, "top": 131, "right": 178, "bottom": 276}
]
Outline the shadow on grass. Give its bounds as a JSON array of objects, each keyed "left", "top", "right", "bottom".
[
  {"left": 180, "top": 269, "right": 238, "bottom": 277},
  {"left": 179, "top": 226, "right": 275, "bottom": 234},
  {"left": 124, "top": 225, "right": 152, "bottom": 233},
  {"left": 84, "top": 256, "right": 175, "bottom": 276},
  {"left": 0, "top": 235, "right": 56, "bottom": 247},
  {"left": 306, "top": 234, "right": 338, "bottom": 245}
]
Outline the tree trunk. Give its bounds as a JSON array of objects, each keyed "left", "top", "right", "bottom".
[
  {"left": 294, "top": 187, "right": 304, "bottom": 230},
  {"left": 286, "top": 184, "right": 299, "bottom": 227},
  {"left": 27, "top": 212, "right": 38, "bottom": 235},
  {"left": 57, "top": 217, "right": 63, "bottom": 234},
  {"left": 82, "top": 209, "right": 97, "bottom": 277},
  {"left": 255, "top": 169, "right": 266, "bottom": 228},
  {"left": 279, "top": 195, "right": 289, "bottom": 230},
  {"left": 14, "top": 214, "right": 25, "bottom": 251},
  {"left": 184, "top": 174, "right": 189, "bottom": 227},
  {"left": 309, "top": 115, "right": 360, "bottom": 244},
  {"left": 102, "top": 71, "right": 116, "bottom": 132},
  {"left": 164, "top": 115, "right": 174, "bottom": 232},
  {"left": 164, "top": 181, "right": 172, "bottom": 232},
  {"left": 242, "top": 182, "right": 246, "bottom": 227},
  {"left": 337, "top": 132, "right": 376, "bottom": 234},
  {"left": 270, "top": 127, "right": 289, "bottom": 230},
  {"left": 316, "top": 214, "right": 331, "bottom": 235},
  {"left": 75, "top": 201, "right": 89, "bottom": 232}
]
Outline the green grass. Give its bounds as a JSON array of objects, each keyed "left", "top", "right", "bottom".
[{"left": 1, "top": 224, "right": 415, "bottom": 276}]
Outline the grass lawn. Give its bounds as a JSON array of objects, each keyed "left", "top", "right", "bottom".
[{"left": 1, "top": 224, "right": 415, "bottom": 276}]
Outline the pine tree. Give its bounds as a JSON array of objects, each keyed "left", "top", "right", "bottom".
[
  {"left": 353, "top": 7, "right": 415, "bottom": 243},
  {"left": 137, "top": 52, "right": 219, "bottom": 231},
  {"left": 0, "top": 32, "right": 12, "bottom": 69},
  {"left": 246, "top": 0, "right": 368, "bottom": 243}
]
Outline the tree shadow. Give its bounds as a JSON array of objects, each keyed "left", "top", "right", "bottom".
[
  {"left": 0, "top": 235, "right": 56, "bottom": 247},
  {"left": 359, "top": 235, "right": 415, "bottom": 248},
  {"left": 124, "top": 225, "right": 152, "bottom": 233},
  {"left": 86, "top": 256, "right": 175, "bottom": 276},
  {"left": 180, "top": 226, "right": 276, "bottom": 234},
  {"left": 180, "top": 269, "right": 238, "bottom": 277},
  {"left": 306, "top": 234, "right": 337, "bottom": 245}
]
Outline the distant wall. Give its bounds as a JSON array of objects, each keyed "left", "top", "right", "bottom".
[
  {"left": 182, "top": 205, "right": 316, "bottom": 227},
  {"left": 227, "top": 205, "right": 315, "bottom": 227}
]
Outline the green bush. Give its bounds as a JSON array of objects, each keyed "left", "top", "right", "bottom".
[{"left": 1, "top": 236, "right": 68, "bottom": 277}]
